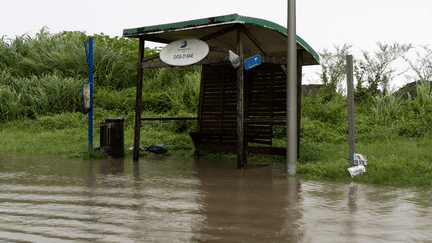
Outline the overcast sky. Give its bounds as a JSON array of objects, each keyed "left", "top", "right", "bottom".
[{"left": 2, "top": 0, "right": 432, "bottom": 89}]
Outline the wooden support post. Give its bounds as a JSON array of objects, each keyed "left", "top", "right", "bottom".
[
  {"left": 297, "top": 50, "right": 303, "bottom": 158},
  {"left": 237, "top": 25, "right": 246, "bottom": 169},
  {"left": 346, "top": 55, "right": 356, "bottom": 167},
  {"left": 133, "top": 37, "right": 145, "bottom": 161}
]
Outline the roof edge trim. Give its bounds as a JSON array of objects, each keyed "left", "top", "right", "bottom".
[{"left": 123, "top": 13, "right": 319, "bottom": 63}]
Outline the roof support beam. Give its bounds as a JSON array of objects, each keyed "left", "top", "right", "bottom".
[
  {"left": 141, "top": 56, "right": 229, "bottom": 69},
  {"left": 240, "top": 25, "right": 267, "bottom": 56},
  {"left": 143, "top": 35, "right": 171, "bottom": 44},
  {"left": 262, "top": 56, "right": 287, "bottom": 65},
  {"left": 200, "top": 24, "right": 238, "bottom": 41},
  {"left": 142, "top": 53, "right": 160, "bottom": 62},
  {"left": 209, "top": 46, "right": 229, "bottom": 53}
]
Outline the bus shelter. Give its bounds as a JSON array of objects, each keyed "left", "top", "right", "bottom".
[{"left": 123, "top": 14, "right": 320, "bottom": 168}]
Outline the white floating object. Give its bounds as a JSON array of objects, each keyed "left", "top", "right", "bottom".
[
  {"left": 347, "top": 165, "right": 366, "bottom": 178},
  {"left": 229, "top": 50, "right": 240, "bottom": 68},
  {"left": 160, "top": 39, "right": 209, "bottom": 66},
  {"left": 354, "top": 153, "right": 368, "bottom": 166}
]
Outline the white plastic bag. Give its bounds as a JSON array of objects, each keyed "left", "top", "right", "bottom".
[
  {"left": 229, "top": 50, "right": 240, "bottom": 68},
  {"left": 347, "top": 165, "right": 366, "bottom": 178}
]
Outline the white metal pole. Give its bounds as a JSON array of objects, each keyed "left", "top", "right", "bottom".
[{"left": 287, "top": 0, "right": 297, "bottom": 175}]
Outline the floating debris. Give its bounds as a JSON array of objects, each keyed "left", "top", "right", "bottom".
[
  {"left": 144, "top": 143, "right": 168, "bottom": 154},
  {"left": 129, "top": 143, "right": 168, "bottom": 154},
  {"left": 347, "top": 165, "right": 366, "bottom": 178}
]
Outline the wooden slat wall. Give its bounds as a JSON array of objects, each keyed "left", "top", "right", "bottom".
[
  {"left": 198, "top": 63, "right": 287, "bottom": 147},
  {"left": 199, "top": 64, "right": 238, "bottom": 145},
  {"left": 246, "top": 63, "right": 287, "bottom": 145}
]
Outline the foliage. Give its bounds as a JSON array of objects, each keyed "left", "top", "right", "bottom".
[
  {"left": 0, "top": 27, "right": 161, "bottom": 89},
  {"left": 371, "top": 93, "right": 403, "bottom": 123},
  {"left": 163, "top": 66, "right": 201, "bottom": 114},
  {"left": 403, "top": 45, "right": 432, "bottom": 82},
  {"left": 0, "top": 70, "right": 82, "bottom": 121},
  {"left": 356, "top": 42, "right": 412, "bottom": 96},
  {"left": 318, "top": 44, "right": 352, "bottom": 93},
  {"left": 301, "top": 89, "right": 348, "bottom": 141}
]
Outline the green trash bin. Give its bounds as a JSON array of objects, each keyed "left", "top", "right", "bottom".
[{"left": 100, "top": 118, "right": 124, "bottom": 158}]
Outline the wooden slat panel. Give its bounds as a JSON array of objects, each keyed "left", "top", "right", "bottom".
[
  {"left": 220, "top": 115, "right": 237, "bottom": 119},
  {"left": 205, "top": 93, "right": 237, "bottom": 98},
  {"left": 247, "top": 124, "right": 271, "bottom": 128},
  {"left": 202, "top": 100, "right": 223, "bottom": 105},
  {"left": 247, "top": 127, "right": 271, "bottom": 132},
  {"left": 201, "top": 121, "right": 226, "bottom": 125},
  {"left": 248, "top": 134, "right": 273, "bottom": 140},
  {"left": 206, "top": 107, "right": 234, "bottom": 111},
  {"left": 202, "top": 110, "right": 223, "bottom": 114},
  {"left": 248, "top": 113, "right": 272, "bottom": 117},
  {"left": 201, "top": 124, "right": 237, "bottom": 129},
  {"left": 249, "top": 82, "right": 276, "bottom": 87},
  {"left": 204, "top": 85, "right": 237, "bottom": 90},
  {"left": 249, "top": 107, "right": 275, "bottom": 112},
  {"left": 202, "top": 114, "right": 222, "bottom": 118},
  {"left": 249, "top": 93, "right": 286, "bottom": 98},
  {"left": 247, "top": 107, "right": 286, "bottom": 112},
  {"left": 196, "top": 144, "right": 286, "bottom": 156},
  {"left": 247, "top": 139, "right": 272, "bottom": 145}
]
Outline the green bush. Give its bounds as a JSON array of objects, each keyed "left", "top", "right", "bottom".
[{"left": 302, "top": 88, "right": 348, "bottom": 126}]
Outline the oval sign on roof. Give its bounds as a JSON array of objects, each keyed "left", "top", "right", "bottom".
[{"left": 160, "top": 39, "right": 209, "bottom": 66}]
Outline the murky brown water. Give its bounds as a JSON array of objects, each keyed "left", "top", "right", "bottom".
[{"left": 1, "top": 152, "right": 431, "bottom": 243}]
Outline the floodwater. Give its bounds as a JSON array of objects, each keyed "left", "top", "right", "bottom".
[{"left": 1, "top": 152, "right": 431, "bottom": 243}]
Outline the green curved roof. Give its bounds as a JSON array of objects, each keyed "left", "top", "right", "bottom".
[{"left": 123, "top": 13, "right": 319, "bottom": 65}]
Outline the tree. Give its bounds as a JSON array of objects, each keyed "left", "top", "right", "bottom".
[
  {"left": 403, "top": 45, "right": 432, "bottom": 82},
  {"left": 319, "top": 44, "right": 352, "bottom": 93},
  {"left": 357, "top": 42, "right": 412, "bottom": 96}
]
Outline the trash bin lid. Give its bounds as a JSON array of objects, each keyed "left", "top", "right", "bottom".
[{"left": 105, "top": 117, "right": 125, "bottom": 123}]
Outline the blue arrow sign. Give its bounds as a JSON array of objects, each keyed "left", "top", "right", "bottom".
[{"left": 244, "top": 54, "right": 262, "bottom": 70}]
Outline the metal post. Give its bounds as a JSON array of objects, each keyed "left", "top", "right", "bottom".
[
  {"left": 133, "top": 37, "right": 145, "bottom": 161},
  {"left": 287, "top": 0, "right": 297, "bottom": 175},
  {"left": 346, "top": 55, "right": 356, "bottom": 167},
  {"left": 85, "top": 36, "right": 94, "bottom": 151}
]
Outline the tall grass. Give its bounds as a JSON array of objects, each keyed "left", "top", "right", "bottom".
[
  {"left": 0, "top": 27, "right": 160, "bottom": 89},
  {"left": 371, "top": 94, "right": 402, "bottom": 122},
  {"left": 164, "top": 66, "right": 201, "bottom": 114},
  {"left": 0, "top": 70, "right": 82, "bottom": 121}
]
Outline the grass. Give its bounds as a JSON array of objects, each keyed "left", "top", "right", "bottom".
[
  {"left": 296, "top": 137, "right": 432, "bottom": 187},
  {"left": 0, "top": 111, "right": 197, "bottom": 158},
  {"left": 0, "top": 70, "right": 82, "bottom": 121},
  {"left": 2, "top": 111, "right": 432, "bottom": 187}
]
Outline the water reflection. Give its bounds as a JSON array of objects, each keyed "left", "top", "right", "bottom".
[
  {"left": 192, "top": 161, "right": 304, "bottom": 242},
  {"left": 0, "top": 152, "right": 431, "bottom": 242}
]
